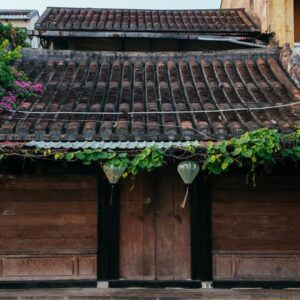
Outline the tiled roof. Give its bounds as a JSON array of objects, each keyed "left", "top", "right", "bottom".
[
  {"left": 0, "top": 48, "right": 299, "bottom": 142},
  {"left": 35, "top": 7, "right": 260, "bottom": 35},
  {"left": 0, "top": 9, "right": 38, "bottom": 20}
]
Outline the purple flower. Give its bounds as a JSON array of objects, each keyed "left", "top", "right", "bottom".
[
  {"left": 31, "top": 83, "right": 44, "bottom": 94},
  {"left": 14, "top": 80, "right": 44, "bottom": 96},
  {"left": 0, "top": 92, "right": 17, "bottom": 112},
  {"left": 15, "top": 80, "right": 31, "bottom": 89}
]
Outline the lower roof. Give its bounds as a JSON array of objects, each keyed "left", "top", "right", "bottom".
[{"left": 0, "top": 48, "right": 299, "bottom": 142}]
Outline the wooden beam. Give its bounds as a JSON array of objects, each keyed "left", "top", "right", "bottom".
[
  {"left": 191, "top": 174, "right": 212, "bottom": 281},
  {"left": 97, "top": 173, "right": 120, "bottom": 281}
]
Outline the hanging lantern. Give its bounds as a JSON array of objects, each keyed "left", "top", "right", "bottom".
[
  {"left": 177, "top": 160, "right": 200, "bottom": 208},
  {"left": 102, "top": 163, "right": 127, "bottom": 205}
]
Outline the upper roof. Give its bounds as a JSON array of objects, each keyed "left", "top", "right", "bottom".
[
  {"left": 0, "top": 9, "right": 39, "bottom": 20},
  {"left": 35, "top": 7, "right": 260, "bottom": 35},
  {"left": 0, "top": 48, "right": 299, "bottom": 142}
]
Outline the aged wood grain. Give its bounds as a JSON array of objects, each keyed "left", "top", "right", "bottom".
[
  {"left": 212, "top": 174, "right": 300, "bottom": 281},
  {"left": 119, "top": 166, "right": 191, "bottom": 281},
  {"left": 173, "top": 170, "right": 191, "bottom": 280},
  {"left": 0, "top": 255, "right": 96, "bottom": 280},
  {"left": 120, "top": 175, "right": 145, "bottom": 279},
  {"left": 142, "top": 172, "right": 156, "bottom": 280},
  {"left": 156, "top": 166, "right": 175, "bottom": 280},
  {"left": 0, "top": 174, "right": 97, "bottom": 280}
]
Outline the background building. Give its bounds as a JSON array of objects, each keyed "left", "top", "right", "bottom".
[
  {"left": 221, "top": 0, "right": 300, "bottom": 51},
  {"left": 0, "top": 9, "right": 40, "bottom": 48}
]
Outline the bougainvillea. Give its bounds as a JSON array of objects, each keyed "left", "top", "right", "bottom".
[
  {"left": 0, "top": 40, "right": 43, "bottom": 113},
  {"left": 0, "top": 23, "right": 43, "bottom": 113}
]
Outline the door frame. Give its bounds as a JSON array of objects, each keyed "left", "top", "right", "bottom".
[{"left": 97, "top": 169, "right": 213, "bottom": 287}]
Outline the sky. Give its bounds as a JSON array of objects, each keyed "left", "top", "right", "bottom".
[{"left": 1, "top": 0, "right": 221, "bottom": 15}]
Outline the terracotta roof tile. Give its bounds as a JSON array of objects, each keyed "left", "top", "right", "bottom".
[
  {"left": 0, "top": 48, "right": 299, "bottom": 142},
  {"left": 35, "top": 7, "right": 259, "bottom": 35}
]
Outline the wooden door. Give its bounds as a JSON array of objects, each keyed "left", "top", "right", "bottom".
[{"left": 119, "top": 166, "right": 191, "bottom": 280}]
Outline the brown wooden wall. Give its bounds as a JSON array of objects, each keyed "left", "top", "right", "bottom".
[
  {"left": 212, "top": 174, "right": 300, "bottom": 281},
  {"left": 0, "top": 174, "right": 97, "bottom": 281}
]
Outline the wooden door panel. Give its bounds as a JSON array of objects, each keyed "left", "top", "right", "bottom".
[
  {"left": 156, "top": 167, "right": 175, "bottom": 280},
  {"left": 119, "top": 174, "right": 155, "bottom": 280},
  {"left": 173, "top": 171, "right": 192, "bottom": 280},
  {"left": 120, "top": 202, "right": 144, "bottom": 279},
  {"left": 119, "top": 166, "right": 191, "bottom": 281},
  {"left": 142, "top": 174, "right": 156, "bottom": 280}
]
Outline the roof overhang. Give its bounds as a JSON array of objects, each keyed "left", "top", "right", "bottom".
[
  {"left": 29, "top": 30, "right": 266, "bottom": 48},
  {"left": 0, "top": 10, "right": 39, "bottom": 20}
]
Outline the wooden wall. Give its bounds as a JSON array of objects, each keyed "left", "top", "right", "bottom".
[
  {"left": 295, "top": 0, "right": 300, "bottom": 42},
  {"left": 0, "top": 174, "right": 97, "bottom": 281},
  {"left": 221, "top": 0, "right": 295, "bottom": 47},
  {"left": 212, "top": 174, "right": 300, "bottom": 281}
]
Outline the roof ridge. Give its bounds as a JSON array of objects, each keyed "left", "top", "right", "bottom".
[
  {"left": 44, "top": 6, "right": 247, "bottom": 12},
  {"left": 21, "top": 48, "right": 280, "bottom": 63}
]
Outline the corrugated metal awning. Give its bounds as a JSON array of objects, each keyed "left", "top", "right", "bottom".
[{"left": 25, "top": 141, "right": 201, "bottom": 150}]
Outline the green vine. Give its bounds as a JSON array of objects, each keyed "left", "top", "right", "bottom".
[
  {"left": 51, "top": 147, "right": 166, "bottom": 178},
  {"left": 0, "top": 129, "right": 299, "bottom": 178},
  {"left": 203, "top": 129, "right": 282, "bottom": 175}
]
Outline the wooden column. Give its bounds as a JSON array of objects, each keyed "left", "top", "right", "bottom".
[
  {"left": 97, "top": 173, "right": 120, "bottom": 281},
  {"left": 191, "top": 174, "right": 212, "bottom": 281}
]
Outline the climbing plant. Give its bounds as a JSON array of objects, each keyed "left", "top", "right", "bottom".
[
  {"left": 0, "top": 129, "right": 299, "bottom": 178},
  {"left": 0, "top": 22, "right": 29, "bottom": 49},
  {"left": 0, "top": 40, "right": 43, "bottom": 113}
]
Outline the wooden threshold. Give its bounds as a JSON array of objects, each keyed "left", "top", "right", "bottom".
[
  {"left": 109, "top": 280, "right": 201, "bottom": 289},
  {"left": 0, "top": 280, "right": 97, "bottom": 289},
  {"left": 214, "top": 281, "right": 300, "bottom": 289}
]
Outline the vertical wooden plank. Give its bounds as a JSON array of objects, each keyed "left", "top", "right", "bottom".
[
  {"left": 109, "top": 182, "right": 120, "bottom": 280},
  {"left": 119, "top": 176, "right": 144, "bottom": 279},
  {"left": 155, "top": 166, "right": 174, "bottom": 280},
  {"left": 197, "top": 175, "right": 213, "bottom": 281},
  {"left": 142, "top": 172, "right": 156, "bottom": 280},
  {"left": 173, "top": 171, "right": 192, "bottom": 280},
  {"left": 190, "top": 174, "right": 201, "bottom": 280}
]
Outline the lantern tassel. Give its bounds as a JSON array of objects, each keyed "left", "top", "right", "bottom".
[
  {"left": 110, "top": 184, "right": 115, "bottom": 206},
  {"left": 181, "top": 186, "right": 190, "bottom": 208}
]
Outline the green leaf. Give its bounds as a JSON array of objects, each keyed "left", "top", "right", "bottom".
[
  {"left": 241, "top": 149, "right": 253, "bottom": 158},
  {"left": 221, "top": 161, "right": 229, "bottom": 170},
  {"left": 65, "top": 152, "right": 75, "bottom": 161},
  {"left": 54, "top": 152, "right": 64, "bottom": 160},
  {"left": 209, "top": 155, "right": 216, "bottom": 163},
  {"left": 239, "top": 132, "right": 250, "bottom": 144},
  {"left": 75, "top": 152, "right": 86, "bottom": 160}
]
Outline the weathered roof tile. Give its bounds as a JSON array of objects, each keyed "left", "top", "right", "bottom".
[
  {"left": 1, "top": 48, "right": 299, "bottom": 142},
  {"left": 35, "top": 7, "right": 259, "bottom": 35}
]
